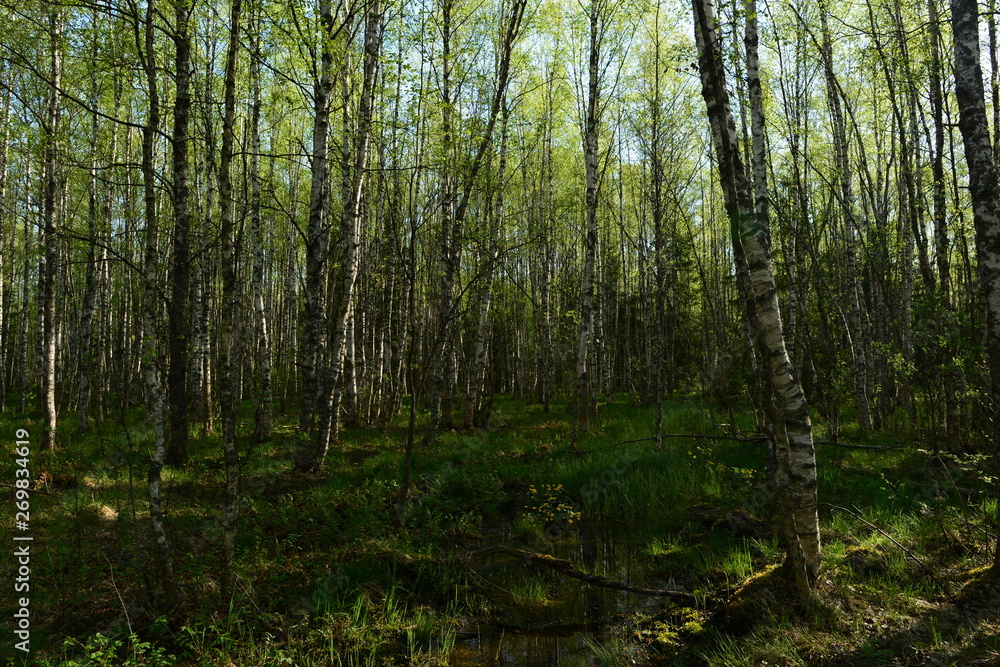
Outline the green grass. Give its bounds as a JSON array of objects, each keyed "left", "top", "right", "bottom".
[
  {"left": 3, "top": 395, "right": 1000, "bottom": 665},
  {"left": 508, "top": 573, "right": 557, "bottom": 607}
]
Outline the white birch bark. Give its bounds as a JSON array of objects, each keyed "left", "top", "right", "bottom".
[
  {"left": 17, "top": 204, "right": 28, "bottom": 414},
  {"left": 310, "top": 0, "right": 382, "bottom": 467},
  {"left": 0, "top": 65, "right": 10, "bottom": 413},
  {"left": 464, "top": 108, "right": 508, "bottom": 429},
  {"left": 950, "top": 0, "right": 1000, "bottom": 571},
  {"left": 41, "top": 9, "right": 62, "bottom": 451},
  {"left": 77, "top": 19, "right": 105, "bottom": 431},
  {"left": 694, "top": 0, "right": 820, "bottom": 595},
  {"left": 344, "top": 306, "right": 359, "bottom": 426},
  {"left": 297, "top": 0, "right": 335, "bottom": 445},
  {"left": 576, "top": 0, "right": 601, "bottom": 431},
  {"left": 138, "top": 0, "right": 175, "bottom": 601},
  {"left": 249, "top": 5, "right": 273, "bottom": 441}
]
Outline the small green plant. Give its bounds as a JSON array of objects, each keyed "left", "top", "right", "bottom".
[
  {"left": 928, "top": 617, "right": 942, "bottom": 648},
  {"left": 646, "top": 534, "right": 683, "bottom": 557},
  {"left": 585, "top": 634, "right": 629, "bottom": 666},
  {"left": 718, "top": 542, "right": 755, "bottom": 582},
  {"left": 406, "top": 607, "right": 456, "bottom": 666},
  {"left": 509, "top": 573, "right": 556, "bottom": 607},
  {"left": 524, "top": 483, "right": 581, "bottom": 527},
  {"left": 54, "top": 632, "right": 175, "bottom": 667}
]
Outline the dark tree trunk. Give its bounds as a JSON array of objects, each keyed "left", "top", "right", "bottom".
[{"left": 167, "top": 0, "right": 193, "bottom": 466}]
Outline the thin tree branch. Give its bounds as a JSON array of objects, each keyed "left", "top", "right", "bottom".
[{"left": 470, "top": 545, "right": 696, "bottom": 602}]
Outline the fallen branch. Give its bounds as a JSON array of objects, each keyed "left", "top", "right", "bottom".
[
  {"left": 576, "top": 437, "right": 656, "bottom": 454},
  {"left": 470, "top": 545, "right": 696, "bottom": 603},
  {"left": 578, "top": 434, "right": 905, "bottom": 455},
  {"left": 578, "top": 433, "right": 765, "bottom": 454},
  {"left": 574, "top": 432, "right": 903, "bottom": 456},
  {"left": 815, "top": 440, "right": 905, "bottom": 451}
]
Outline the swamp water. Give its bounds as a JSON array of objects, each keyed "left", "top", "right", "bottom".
[{"left": 450, "top": 520, "right": 678, "bottom": 666}]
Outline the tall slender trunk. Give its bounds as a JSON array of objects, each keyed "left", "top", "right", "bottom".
[
  {"left": 782, "top": 17, "right": 810, "bottom": 379},
  {"left": 189, "top": 255, "right": 204, "bottom": 411},
  {"left": 167, "top": 0, "right": 193, "bottom": 466},
  {"left": 344, "top": 306, "right": 359, "bottom": 426},
  {"left": 138, "top": 0, "right": 175, "bottom": 602},
  {"left": 929, "top": 0, "right": 951, "bottom": 304},
  {"left": 426, "top": 0, "right": 457, "bottom": 445},
  {"left": 298, "top": 0, "right": 335, "bottom": 443},
  {"left": 193, "top": 37, "right": 218, "bottom": 435},
  {"left": 595, "top": 237, "right": 609, "bottom": 399},
  {"left": 577, "top": 1, "right": 601, "bottom": 431},
  {"left": 93, "top": 168, "right": 111, "bottom": 425},
  {"left": 200, "top": 260, "right": 214, "bottom": 434},
  {"left": 464, "top": 108, "right": 508, "bottom": 429},
  {"left": 929, "top": 0, "right": 961, "bottom": 442},
  {"left": 218, "top": 0, "right": 243, "bottom": 599},
  {"left": 282, "top": 175, "right": 298, "bottom": 410},
  {"left": 693, "top": 0, "right": 820, "bottom": 597},
  {"left": 18, "top": 170, "right": 30, "bottom": 415},
  {"left": 41, "top": 9, "right": 62, "bottom": 451},
  {"left": 650, "top": 11, "right": 666, "bottom": 423},
  {"left": 306, "top": 0, "right": 382, "bottom": 468},
  {"left": 990, "top": 0, "right": 1000, "bottom": 160},
  {"left": 400, "top": 95, "right": 423, "bottom": 503},
  {"left": 249, "top": 3, "right": 272, "bottom": 441},
  {"left": 0, "top": 65, "right": 9, "bottom": 413},
  {"left": 77, "top": 19, "right": 103, "bottom": 431},
  {"left": 949, "top": 0, "right": 1000, "bottom": 572},
  {"left": 820, "top": 3, "right": 872, "bottom": 433},
  {"left": 539, "top": 72, "right": 555, "bottom": 411}
]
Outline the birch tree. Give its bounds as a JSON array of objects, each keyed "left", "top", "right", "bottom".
[
  {"left": 575, "top": 0, "right": 604, "bottom": 431},
  {"left": 308, "top": 0, "right": 384, "bottom": 468},
  {"left": 423, "top": 0, "right": 526, "bottom": 446},
  {"left": 819, "top": 1, "right": 872, "bottom": 433},
  {"left": 0, "top": 64, "right": 8, "bottom": 414},
  {"left": 692, "top": 0, "right": 821, "bottom": 597},
  {"left": 298, "top": 0, "right": 337, "bottom": 444},
  {"left": 137, "top": 0, "right": 176, "bottom": 603},
  {"left": 40, "top": 7, "right": 62, "bottom": 451},
  {"left": 950, "top": 0, "right": 1000, "bottom": 573},
  {"left": 248, "top": 0, "right": 273, "bottom": 442}
]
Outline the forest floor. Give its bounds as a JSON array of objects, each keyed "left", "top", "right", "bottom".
[{"left": 3, "top": 396, "right": 1000, "bottom": 666}]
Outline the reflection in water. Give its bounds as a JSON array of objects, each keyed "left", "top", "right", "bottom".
[
  {"left": 453, "top": 520, "right": 658, "bottom": 666},
  {"left": 452, "top": 629, "right": 601, "bottom": 666}
]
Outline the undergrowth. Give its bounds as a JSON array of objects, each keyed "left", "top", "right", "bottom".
[{"left": 0, "top": 395, "right": 997, "bottom": 665}]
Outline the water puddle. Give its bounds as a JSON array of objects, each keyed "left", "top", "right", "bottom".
[{"left": 452, "top": 520, "right": 665, "bottom": 666}]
